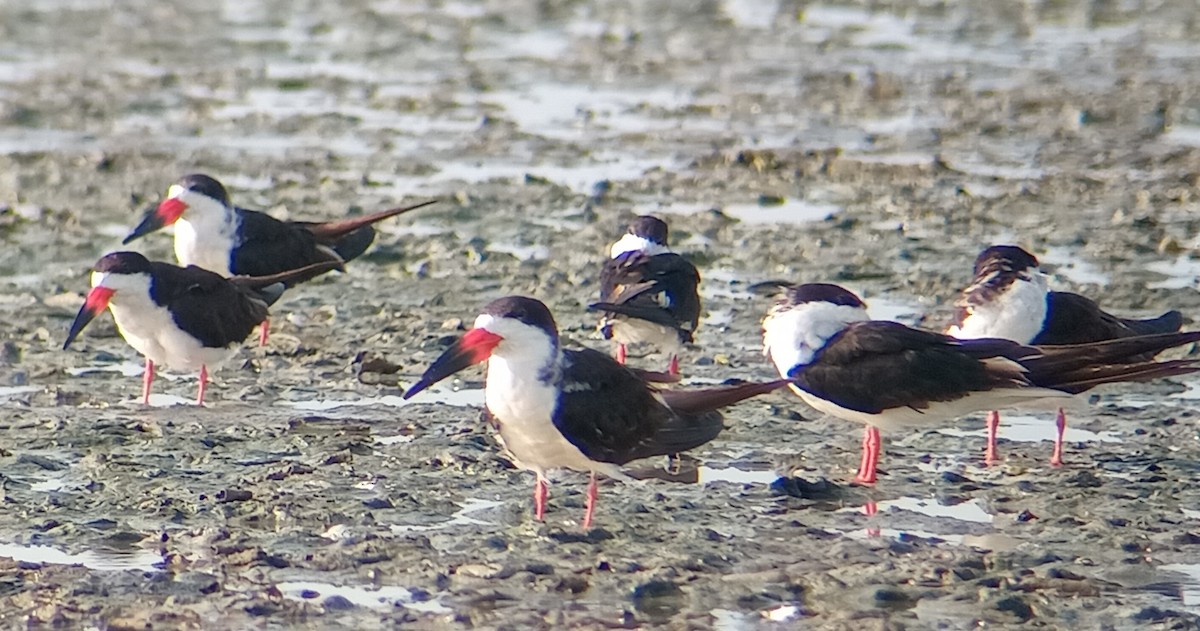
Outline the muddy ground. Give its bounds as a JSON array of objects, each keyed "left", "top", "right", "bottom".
[{"left": 3, "top": 0, "right": 1200, "bottom": 628}]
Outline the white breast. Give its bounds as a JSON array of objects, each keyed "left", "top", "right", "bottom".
[
  {"left": 107, "top": 294, "right": 237, "bottom": 372},
  {"left": 174, "top": 216, "right": 237, "bottom": 277},
  {"left": 485, "top": 356, "right": 614, "bottom": 477},
  {"left": 947, "top": 278, "right": 1048, "bottom": 343}
]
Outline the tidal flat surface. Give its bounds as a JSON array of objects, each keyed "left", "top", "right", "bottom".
[{"left": 2, "top": 0, "right": 1200, "bottom": 628}]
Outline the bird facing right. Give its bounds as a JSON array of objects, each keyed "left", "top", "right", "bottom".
[{"left": 762, "top": 282, "right": 1200, "bottom": 484}]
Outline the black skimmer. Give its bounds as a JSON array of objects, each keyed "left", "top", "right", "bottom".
[
  {"left": 588, "top": 215, "right": 701, "bottom": 375},
  {"left": 63, "top": 251, "right": 337, "bottom": 405},
  {"left": 762, "top": 282, "right": 1200, "bottom": 484},
  {"left": 947, "top": 245, "right": 1185, "bottom": 465},
  {"left": 402, "top": 296, "right": 787, "bottom": 528},
  {"left": 122, "top": 173, "right": 437, "bottom": 345}
]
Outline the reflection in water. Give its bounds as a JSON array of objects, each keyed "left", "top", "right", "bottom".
[
  {"left": 390, "top": 498, "right": 502, "bottom": 533},
  {"left": 276, "top": 580, "right": 451, "bottom": 613},
  {"left": 0, "top": 542, "right": 163, "bottom": 572},
  {"left": 281, "top": 387, "right": 484, "bottom": 411}
]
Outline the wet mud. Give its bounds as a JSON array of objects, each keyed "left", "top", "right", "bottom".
[{"left": 3, "top": 0, "right": 1200, "bottom": 628}]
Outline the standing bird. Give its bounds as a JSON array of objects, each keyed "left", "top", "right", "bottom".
[
  {"left": 947, "top": 245, "right": 1185, "bottom": 465},
  {"left": 122, "top": 173, "right": 437, "bottom": 345},
  {"left": 588, "top": 216, "right": 701, "bottom": 375},
  {"left": 403, "top": 296, "right": 787, "bottom": 528},
  {"left": 762, "top": 282, "right": 1200, "bottom": 484},
  {"left": 63, "top": 251, "right": 337, "bottom": 405}
]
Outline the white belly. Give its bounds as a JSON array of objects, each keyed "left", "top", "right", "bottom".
[
  {"left": 606, "top": 316, "right": 683, "bottom": 355},
  {"left": 485, "top": 357, "right": 619, "bottom": 478},
  {"left": 108, "top": 302, "right": 236, "bottom": 372},
  {"left": 790, "top": 384, "right": 1073, "bottom": 432}
]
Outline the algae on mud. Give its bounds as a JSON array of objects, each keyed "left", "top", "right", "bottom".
[{"left": 2, "top": 0, "right": 1200, "bottom": 628}]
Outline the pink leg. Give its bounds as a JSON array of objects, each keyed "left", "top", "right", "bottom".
[
  {"left": 854, "top": 427, "right": 881, "bottom": 485},
  {"left": 196, "top": 365, "right": 208, "bottom": 406},
  {"left": 1050, "top": 408, "right": 1066, "bottom": 467},
  {"left": 583, "top": 471, "right": 598, "bottom": 530},
  {"left": 667, "top": 354, "right": 679, "bottom": 376},
  {"left": 141, "top": 359, "right": 155, "bottom": 405},
  {"left": 616, "top": 344, "right": 627, "bottom": 365},
  {"left": 984, "top": 410, "right": 1001, "bottom": 465},
  {"left": 855, "top": 428, "right": 871, "bottom": 479},
  {"left": 533, "top": 474, "right": 549, "bottom": 521},
  {"left": 258, "top": 318, "right": 270, "bottom": 347}
]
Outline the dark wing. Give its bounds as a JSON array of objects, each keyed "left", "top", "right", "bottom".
[
  {"left": 230, "top": 208, "right": 344, "bottom": 284},
  {"left": 1035, "top": 292, "right": 1184, "bottom": 361},
  {"left": 299, "top": 200, "right": 438, "bottom": 262},
  {"left": 551, "top": 348, "right": 721, "bottom": 465},
  {"left": 590, "top": 252, "right": 702, "bottom": 339},
  {"left": 792, "top": 321, "right": 1032, "bottom": 414},
  {"left": 1021, "top": 331, "right": 1200, "bottom": 393},
  {"left": 148, "top": 263, "right": 268, "bottom": 348}
]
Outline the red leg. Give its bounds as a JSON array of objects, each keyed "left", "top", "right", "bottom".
[
  {"left": 196, "top": 365, "right": 208, "bottom": 406},
  {"left": 141, "top": 359, "right": 155, "bottom": 405},
  {"left": 583, "top": 471, "right": 598, "bottom": 530},
  {"left": 533, "top": 474, "right": 548, "bottom": 521},
  {"left": 667, "top": 354, "right": 679, "bottom": 376},
  {"left": 984, "top": 410, "right": 1001, "bottom": 465},
  {"left": 855, "top": 428, "right": 871, "bottom": 480},
  {"left": 258, "top": 318, "right": 270, "bottom": 347},
  {"left": 854, "top": 427, "right": 881, "bottom": 485},
  {"left": 616, "top": 344, "right": 627, "bottom": 365},
  {"left": 1050, "top": 408, "right": 1066, "bottom": 467}
]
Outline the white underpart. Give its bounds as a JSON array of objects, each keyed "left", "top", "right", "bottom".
[
  {"left": 791, "top": 384, "right": 1073, "bottom": 432},
  {"left": 91, "top": 271, "right": 235, "bottom": 372},
  {"left": 947, "top": 272, "right": 1049, "bottom": 343},
  {"left": 170, "top": 187, "right": 240, "bottom": 276},
  {"left": 609, "top": 234, "right": 669, "bottom": 258},
  {"left": 475, "top": 314, "right": 620, "bottom": 478},
  {"left": 761, "top": 302, "right": 871, "bottom": 376},
  {"left": 606, "top": 317, "right": 683, "bottom": 355}
]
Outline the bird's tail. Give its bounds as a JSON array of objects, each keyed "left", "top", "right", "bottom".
[
  {"left": 231, "top": 261, "right": 343, "bottom": 305},
  {"left": 307, "top": 201, "right": 439, "bottom": 250},
  {"left": 659, "top": 379, "right": 791, "bottom": 416},
  {"left": 1121, "top": 310, "right": 1184, "bottom": 335},
  {"left": 1023, "top": 331, "right": 1200, "bottom": 394}
]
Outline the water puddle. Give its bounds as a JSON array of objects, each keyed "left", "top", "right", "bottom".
[
  {"left": 147, "top": 394, "right": 198, "bottom": 407},
  {"left": 1144, "top": 256, "right": 1200, "bottom": 290},
  {"left": 937, "top": 413, "right": 1121, "bottom": 444},
  {"left": 0, "top": 386, "right": 38, "bottom": 398},
  {"left": 1158, "top": 564, "right": 1200, "bottom": 611},
  {"left": 871, "top": 496, "right": 994, "bottom": 524},
  {"left": 719, "top": 199, "right": 840, "bottom": 225},
  {"left": 276, "top": 580, "right": 451, "bottom": 613},
  {"left": 711, "top": 603, "right": 801, "bottom": 630},
  {"left": 698, "top": 465, "right": 780, "bottom": 486},
  {"left": 487, "top": 242, "right": 550, "bottom": 262},
  {"left": 67, "top": 361, "right": 157, "bottom": 378},
  {"left": 1039, "top": 247, "right": 1111, "bottom": 286},
  {"left": 866, "top": 295, "right": 924, "bottom": 326},
  {"left": 391, "top": 498, "right": 502, "bottom": 533},
  {"left": 281, "top": 387, "right": 484, "bottom": 412},
  {"left": 0, "top": 542, "right": 163, "bottom": 572},
  {"left": 1163, "top": 125, "right": 1200, "bottom": 148}
]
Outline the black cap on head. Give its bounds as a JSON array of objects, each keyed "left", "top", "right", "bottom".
[
  {"left": 973, "top": 245, "right": 1039, "bottom": 276},
  {"left": 627, "top": 215, "right": 669, "bottom": 245},
  {"left": 482, "top": 296, "right": 559, "bottom": 342},
  {"left": 178, "top": 173, "right": 231, "bottom": 206},
  {"left": 93, "top": 251, "right": 153, "bottom": 275},
  {"left": 784, "top": 283, "right": 866, "bottom": 308}
]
